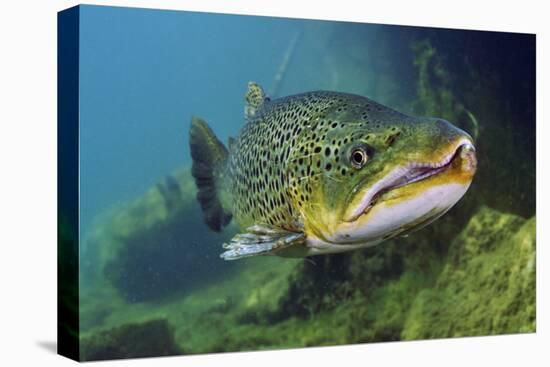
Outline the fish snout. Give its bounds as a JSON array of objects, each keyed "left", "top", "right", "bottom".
[{"left": 453, "top": 142, "right": 477, "bottom": 176}]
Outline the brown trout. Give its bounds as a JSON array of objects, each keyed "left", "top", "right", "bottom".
[{"left": 189, "top": 82, "right": 477, "bottom": 260}]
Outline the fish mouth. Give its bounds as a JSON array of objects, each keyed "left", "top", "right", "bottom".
[{"left": 344, "top": 138, "right": 476, "bottom": 222}]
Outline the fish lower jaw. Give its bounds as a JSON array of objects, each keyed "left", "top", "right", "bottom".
[
  {"left": 329, "top": 181, "right": 471, "bottom": 245},
  {"left": 304, "top": 235, "right": 382, "bottom": 256}
]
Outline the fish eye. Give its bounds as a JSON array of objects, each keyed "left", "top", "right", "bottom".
[{"left": 350, "top": 147, "right": 370, "bottom": 169}]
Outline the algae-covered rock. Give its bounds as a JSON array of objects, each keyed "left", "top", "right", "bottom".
[
  {"left": 80, "top": 319, "right": 182, "bottom": 361},
  {"left": 402, "top": 206, "right": 536, "bottom": 339},
  {"left": 85, "top": 169, "right": 235, "bottom": 303}
]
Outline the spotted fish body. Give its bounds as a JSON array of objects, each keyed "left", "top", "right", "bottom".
[
  {"left": 230, "top": 90, "right": 352, "bottom": 229},
  {"left": 189, "top": 82, "right": 477, "bottom": 260}
]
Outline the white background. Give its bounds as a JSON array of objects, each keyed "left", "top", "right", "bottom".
[{"left": 0, "top": 1, "right": 547, "bottom": 366}]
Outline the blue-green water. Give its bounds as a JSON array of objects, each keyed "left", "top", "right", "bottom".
[{"left": 72, "top": 5, "right": 535, "bottom": 361}]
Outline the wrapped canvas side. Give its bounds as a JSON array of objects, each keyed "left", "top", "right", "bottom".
[{"left": 57, "top": 5, "right": 80, "bottom": 362}]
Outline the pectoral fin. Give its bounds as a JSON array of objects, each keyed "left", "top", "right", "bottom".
[{"left": 220, "top": 224, "right": 305, "bottom": 260}]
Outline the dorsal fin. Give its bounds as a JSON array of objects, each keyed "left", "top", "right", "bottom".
[{"left": 244, "top": 81, "right": 269, "bottom": 120}]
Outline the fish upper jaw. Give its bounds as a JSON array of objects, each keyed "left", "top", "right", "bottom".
[{"left": 343, "top": 137, "right": 476, "bottom": 223}]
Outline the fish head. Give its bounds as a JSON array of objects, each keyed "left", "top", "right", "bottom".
[{"left": 291, "top": 105, "right": 477, "bottom": 250}]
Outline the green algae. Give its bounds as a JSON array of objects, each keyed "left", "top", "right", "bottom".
[
  {"left": 80, "top": 319, "right": 182, "bottom": 361},
  {"left": 411, "top": 39, "right": 479, "bottom": 142},
  {"left": 80, "top": 256, "right": 301, "bottom": 354},
  {"left": 402, "top": 207, "right": 536, "bottom": 339}
]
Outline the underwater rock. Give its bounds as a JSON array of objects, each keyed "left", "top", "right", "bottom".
[
  {"left": 86, "top": 169, "right": 235, "bottom": 303},
  {"left": 402, "top": 206, "right": 535, "bottom": 339},
  {"left": 80, "top": 319, "right": 182, "bottom": 361}
]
